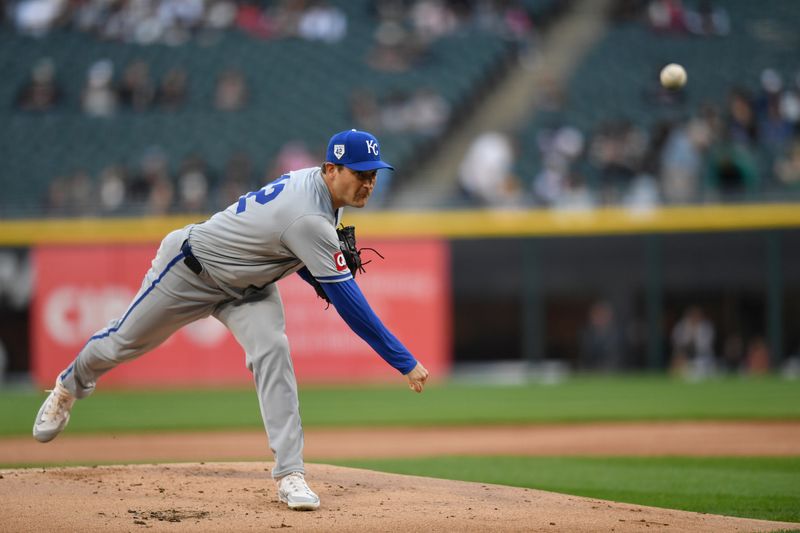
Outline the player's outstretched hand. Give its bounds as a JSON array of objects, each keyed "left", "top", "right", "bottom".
[{"left": 406, "top": 362, "right": 429, "bottom": 393}]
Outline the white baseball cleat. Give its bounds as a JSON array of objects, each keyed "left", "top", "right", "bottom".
[
  {"left": 32, "top": 378, "right": 76, "bottom": 443},
  {"left": 277, "top": 472, "right": 320, "bottom": 511}
]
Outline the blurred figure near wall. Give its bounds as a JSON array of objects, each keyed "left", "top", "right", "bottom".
[
  {"left": 670, "top": 305, "right": 716, "bottom": 379},
  {"left": 579, "top": 300, "right": 626, "bottom": 372},
  {"left": 745, "top": 337, "right": 771, "bottom": 375},
  {"left": 0, "top": 338, "right": 7, "bottom": 387}
]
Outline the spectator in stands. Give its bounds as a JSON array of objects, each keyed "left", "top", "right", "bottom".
[
  {"left": 659, "top": 122, "right": 704, "bottom": 203},
  {"left": 726, "top": 88, "right": 758, "bottom": 146},
  {"left": 81, "top": 59, "right": 117, "bottom": 118},
  {"left": 367, "top": 20, "right": 426, "bottom": 73},
  {"left": 176, "top": 154, "right": 212, "bottom": 213},
  {"left": 235, "top": 1, "right": 277, "bottom": 39},
  {"left": 204, "top": 0, "right": 238, "bottom": 33},
  {"left": 378, "top": 89, "right": 449, "bottom": 135},
  {"left": 774, "top": 140, "right": 800, "bottom": 189},
  {"left": 670, "top": 305, "right": 716, "bottom": 378},
  {"left": 532, "top": 125, "right": 588, "bottom": 207},
  {"left": 44, "top": 174, "right": 70, "bottom": 215},
  {"left": 129, "top": 146, "right": 174, "bottom": 214},
  {"left": 216, "top": 151, "right": 254, "bottom": 210},
  {"left": 646, "top": 0, "right": 687, "bottom": 33},
  {"left": 45, "top": 170, "right": 95, "bottom": 216},
  {"left": 15, "top": 57, "right": 63, "bottom": 112},
  {"left": 379, "top": 90, "right": 414, "bottom": 133},
  {"left": 458, "top": 131, "right": 522, "bottom": 207},
  {"left": 297, "top": 0, "right": 347, "bottom": 43},
  {"left": 497, "top": 1, "right": 537, "bottom": 43},
  {"left": 155, "top": 66, "right": 189, "bottom": 111},
  {"left": 11, "top": 0, "right": 69, "bottom": 37},
  {"left": 410, "top": 0, "right": 458, "bottom": 42},
  {"left": 118, "top": 59, "right": 155, "bottom": 112},
  {"left": 684, "top": 0, "right": 730, "bottom": 37},
  {"left": 588, "top": 120, "right": 647, "bottom": 203},
  {"left": 268, "top": 141, "right": 317, "bottom": 177},
  {"left": 532, "top": 157, "right": 568, "bottom": 207},
  {"left": 214, "top": 68, "right": 248, "bottom": 111},
  {"left": 704, "top": 135, "right": 759, "bottom": 200},
  {"left": 579, "top": 300, "right": 626, "bottom": 372},
  {"left": 97, "top": 164, "right": 128, "bottom": 214},
  {"left": 406, "top": 87, "right": 450, "bottom": 136},
  {"left": 779, "top": 74, "right": 800, "bottom": 130},
  {"left": 623, "top": 170, "right": 661, "bottom": 209},
  {"left": 67, "top": 170, "right": 95, "bottom": 215},
  {"left": 755, "top": 69, "right": 793, "bottom": 151},
  {"left": 157, "top": 0, "right": 205, "bottom": 46},
  {"left": 267, "top": 0, "right": 308, "bottom": 39}
]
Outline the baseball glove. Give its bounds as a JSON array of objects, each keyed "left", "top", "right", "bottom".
[{"left": 310, "top": 225, "right": 382, "bottom": 306}]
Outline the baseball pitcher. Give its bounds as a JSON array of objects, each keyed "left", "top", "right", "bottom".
[{"left": 32, "top": 129, "right": 429, "bottom": 511}]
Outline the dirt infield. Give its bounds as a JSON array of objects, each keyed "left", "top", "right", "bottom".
[
  {"left": 2, "top": 462, "right": 797, "bottom": 532},
  {"left": 2, "top": 422, "right": 799, "bottom": 532},
  {"left": 2, "top": 420, "right": 799, "bottom": 465}
]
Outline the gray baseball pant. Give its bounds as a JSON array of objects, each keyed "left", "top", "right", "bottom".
[{"left": 58, "top": 228, "right": 305, "bottom": 479}]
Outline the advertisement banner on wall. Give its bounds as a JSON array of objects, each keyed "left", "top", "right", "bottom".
[{"left": 31, "top": 241, "right": 450, "bottom": 387}]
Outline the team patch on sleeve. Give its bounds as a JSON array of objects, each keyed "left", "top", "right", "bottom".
[{"left": 334, "top": 251, "right": 348, "bottom": 272}]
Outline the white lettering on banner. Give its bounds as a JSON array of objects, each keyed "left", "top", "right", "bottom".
[
  {"left": 365, "top": 140, "right": 378, "bottom": 156},
  {"left": 44, "top": 286, "right": 133, "bottom": 345}
]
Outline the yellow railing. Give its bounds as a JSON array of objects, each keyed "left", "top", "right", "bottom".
[{"left": 1, "top": 203, "right": 799, "bottom": 245}]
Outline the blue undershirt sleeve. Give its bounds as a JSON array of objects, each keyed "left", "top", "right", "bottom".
[
  {"left": 321, "top": 279, "right": 418, "bottom": 375},
  {"left": 296, "top": 266, "right": 315, "bottom": 286}
]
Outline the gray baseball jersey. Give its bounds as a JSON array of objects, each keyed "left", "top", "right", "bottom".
[
  {"left": 189, "top": 166, "right": 349, "bottom": 295},
  {"left": 57, "top": 166, "right": 356, "bottom": 479}
]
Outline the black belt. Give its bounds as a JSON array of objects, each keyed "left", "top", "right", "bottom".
[{"left": 181, "top": 239, "right": 203, "bottom": 275}]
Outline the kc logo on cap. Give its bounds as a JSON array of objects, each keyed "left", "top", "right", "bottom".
[{"left": 326, "top": 129, "right": 394, "bottom": 172}]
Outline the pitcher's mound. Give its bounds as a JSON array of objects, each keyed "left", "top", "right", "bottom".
[{"left": 0, "top": 462, "right": 794, "bottom": 532}]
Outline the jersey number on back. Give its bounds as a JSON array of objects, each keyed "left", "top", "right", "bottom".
[{"left": 236, "top": 174, "right": 290, "bottom": 214}]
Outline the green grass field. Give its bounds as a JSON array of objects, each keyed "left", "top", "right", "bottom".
[
  {"left": 3, "top": 375, "right": 798, "bottom": 522},
  {"left": 2, "top": 375, "right": 798, "bottom": 435},
  {"left": 327, "top": 456, "right": 800, "bottom": 523}
]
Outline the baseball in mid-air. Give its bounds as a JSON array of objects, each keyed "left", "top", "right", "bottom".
[{"left": 660, "top": 63, "right": 687, "bottom": 90}]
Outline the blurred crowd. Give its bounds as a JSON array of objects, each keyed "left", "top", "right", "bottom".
[
  {"left": 16, "top": 56, "right": 248, "bottom": 115},
  {"left": 12, "top": 0, "right": 800, "bottom": 214},
  {"left": 3, "top": 0, "right": 538, "bottom": 45},
  {"left": 576, "top": 300, "right": 787, "bottom": 378},
  {"left": 43, "top": 140, "right": 319, "bottom": 217},
  {"left": 3, "top": 0, "right": 347, "bottom": 44},
  {"left": 366, "top": 0, "right": 537, "bottom": 73},
  {"left": 6, "top": 0, "right": 545, "bottom": 215},
  {"left": 456, "top": 0, "right": 799, "bottom": 208},
  {"left": 458, "top": 67, "right": 800, "bottom": 209}
]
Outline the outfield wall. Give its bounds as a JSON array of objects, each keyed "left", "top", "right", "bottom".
[
  {"left": 27, "top": 240, "right": 450, "bottom": 387},
  {"left": 1, "top": 203, "right": 799, "bottom": 385}
]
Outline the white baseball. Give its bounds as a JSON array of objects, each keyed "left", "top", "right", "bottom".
[{"left": 660, "top": 63, "right": 687, "bottom": 89}]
